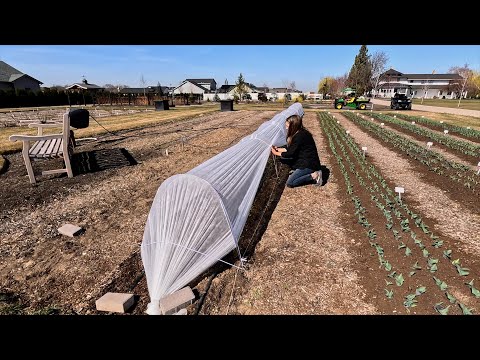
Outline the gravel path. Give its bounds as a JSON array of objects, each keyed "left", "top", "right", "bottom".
[
  {"left": 231, "top": 112, "right": 377, "bottom": 314},
  {"left": 371, "top": 99, "right": 480, "bottom": 118}
]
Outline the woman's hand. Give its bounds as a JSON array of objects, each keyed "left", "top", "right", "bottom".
[{"left": 271, "top": 146, "right": 286, "bottom": 156}]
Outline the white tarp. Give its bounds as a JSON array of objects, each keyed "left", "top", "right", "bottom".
[{"left": 141, "top": 103, "right": 305, "bottom": 314}]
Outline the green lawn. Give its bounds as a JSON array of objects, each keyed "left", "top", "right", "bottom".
[{"left": 411, "top": 99, "right": 480, "bottom": 111}]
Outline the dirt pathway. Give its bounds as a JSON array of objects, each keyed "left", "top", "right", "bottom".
[
  {"left": 335, "top": 112, "right": 480, "bottom": 256},
  {"left": 216, "top": 112, "right": 377, "bottom": 315},
  {"left": 367, "top": 116, "right": 478, "bottom": 170},
  {"left": 0, "top": 110, "right": 276, "bottom": 313}
]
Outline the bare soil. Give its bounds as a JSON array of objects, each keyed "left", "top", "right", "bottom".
[{"left": 1, "top": 108, "right": 478, "bottom": 315}]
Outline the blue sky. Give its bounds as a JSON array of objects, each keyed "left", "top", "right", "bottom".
[{"left": 1, "top": 45, "right": 478, "bottom": 92}]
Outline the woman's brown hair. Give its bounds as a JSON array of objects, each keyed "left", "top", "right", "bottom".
[{"left": 286, "top": 115, "right": 304, "bottom": 146}]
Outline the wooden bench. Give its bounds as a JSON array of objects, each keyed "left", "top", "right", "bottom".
[{"left": 9, "top": 112, "right": 74, "bottom": 184}]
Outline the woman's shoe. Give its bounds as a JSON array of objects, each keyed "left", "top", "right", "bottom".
[{"left": 315, "top": 170, "right": 323, "bottom": 186}]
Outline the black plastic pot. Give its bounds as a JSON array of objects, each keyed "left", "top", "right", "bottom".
[
  {"left": 69, "top": 109, "right": 89, "bottom": 129},
  {"left": 154, "top": 100, "right": 170, "bottom": 111},
  {"left": 220, "top": 100, "right": 234, "bottom": 111}
]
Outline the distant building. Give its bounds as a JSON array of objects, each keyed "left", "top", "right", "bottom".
[
  {"left": 0, "top": 61, "right": 43, "bottom": 92},
  {"left": 203, "top": 82, "right": 303, "bottom": 102},
  {"left": 374, "top": 68, "right": 464, "bottom": 99},
  {"left": 65, "top": 78, "right": 104, "bottom": 93},
  {"left": 173, "top": 79, "right": 213, "bottom": 97},
  {"left": 119, "top": 86, "right": 171, "bottom": 96}
]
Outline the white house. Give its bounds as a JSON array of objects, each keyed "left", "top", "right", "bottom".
[
  {"left": 266, "top": 87, "right": 303, "bottom": 101},
  {"left": 65, "top": 78, "right": 104, "bottom": 93},
  {"left": 172, "top": 79, "right": 210, "bottom": 97},
  {"left": 374, "top": 68, "right": 464, "bottom": 99},
  {"left": 204, "top": 83, "right": 265, "bottom": 101}
]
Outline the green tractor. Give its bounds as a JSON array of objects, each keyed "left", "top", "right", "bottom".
[{"left": 334, "top": 89, "right": 371, "bottom": 110}]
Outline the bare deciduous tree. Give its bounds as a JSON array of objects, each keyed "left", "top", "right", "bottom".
[
  {"left": 140, "top": 74, "right": 147, "bottom": 99},
  {"left": 331, "top": 73, "right": 348, "bottom": 96},
  {"left": 369, "top": 51, "right": 389, "bottom": 97},
  {"left": 420, "top": 71, "right": 435, "bottom": 104},
  {"left": 448, "top": 64, "right": 474, "bottom": 106}
]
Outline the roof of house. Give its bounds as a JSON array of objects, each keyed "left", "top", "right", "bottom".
[
  {"left": 383, "top": 68, "right": 403, "bottom": 77},
  {"left": 270, "top": 87, "right": 301, "bottom": 93},
  {"left": 403, "top": 73, "right": 463, "bottom": 80},
  {"left": 381, "top": 68, "right": 463, "bottom": 80},
  {"left": 217, "top": 84, "right": 236, "bottom": 93},
  {"left": 0, "top": 61, "right": 43, "bottom": 84},
  {"left": 119, "top": 87, "right": 157, "bottom": 94},
  {"left": 254, "top": 86, "right": 269, "bottom": 93},
  {"left": 378, "top": 82, "right": 408, "bottom": 88},
  {"left": 66, "top": 83, "right": 104, "bottom": 90},
  {"left": 175, "top": 80, "right": 210, "bottom": 92},
  {"left": 186, "top": 78, "right": 216, "bottom": 84}
]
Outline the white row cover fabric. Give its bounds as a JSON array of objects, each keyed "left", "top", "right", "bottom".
[{"left": 141, "top": 103, "right": 305, "bottom": 314}]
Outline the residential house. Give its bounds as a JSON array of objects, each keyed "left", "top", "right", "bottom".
[
  {"left": 119, "top": 85, "right": 171, "bottom": 96},
  {"left": 204, "top": 82, "right": 263, "bottom": 101},
  {"left": 65, "top": 78, "right": 104, "bottom": 93},
  {"left": 0, "top": 61, "right": 43, "bottom": 92},
  {"left": 266, "top": 87, "right": 303, "bottom": 101},
  {"left": 186, "top": 78, "right": 216, "bottom": 91},
  {"left": 172, "top": 79, "right": 215, "bottom": 102},
  {"left": 374, "top": 68, "right": 464, "bottom": 99}
]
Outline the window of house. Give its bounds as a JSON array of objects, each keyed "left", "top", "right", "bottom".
[
  {"left": 439, "top": 91, "right": 443, "bottom": 95},
  {"left": 447, "top": 91, "right": 452, "bottom": 95},
  {"left": 409, "top": 80, "right": 413, "bottom": 83}
]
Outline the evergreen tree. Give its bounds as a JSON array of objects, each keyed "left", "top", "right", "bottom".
[
  {"left": 235, "top": 73, "right": 247, "bottom": 101},
  {"left": 347, "top": 45, "right": 372, "bottom": 96}
]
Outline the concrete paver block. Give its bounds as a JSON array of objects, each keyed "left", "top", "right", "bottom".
[
  {"left": 159, "top": 287, "right": 195, "bottom": 315},
  {"left": 174, "top": 308, "right": 188, "bottom": 315},
  {"left": 58, "top": 224, "right": 83, "bottom": 237},
  {"left": 96, "top": 292, "right": 135, "bottom": 313}
]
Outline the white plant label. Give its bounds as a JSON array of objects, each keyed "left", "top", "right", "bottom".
[
  {"left": 394, "top": 115, "right": 397, "bottom": 118},
  {"left": 421, "top": 116, "right": 424, "bottom": 118},
  {"left": 427, "top": 142, "right": 433, "bottom": 148},
  {"left": 337, "top": 120, "right": 340, "bottom": 124},
  {"left": 440, "top": 121, "right": 444, "bottom": 124},
  {"left": 346, "top": 130, "right": 350, "bottom": 135},
  {"left": 444, "top": 130, "right": 449, "bottom": 134},
  {"left": 381, "top": 123, "right": 385, "bottom": 126},
  {"left": 412, "top": 121, "right": 415, "bottom": 125},
  {"left": 362, "top": 146, "right": 367, "bottom": 158},
  {"left": 477, "top": 162, "right": 480, "bottom": 175},
  {"left": 467, "top": 127, "right": 471, "bottom": 130},
  {"left": 328, "top": 112, "right": 331, "bottom": 114},
  {"left": 395, "top": 186, "right": 405, "bottom": 200},
  {"left": 371, "top": 118, "right": 374, "bottom": 120}
]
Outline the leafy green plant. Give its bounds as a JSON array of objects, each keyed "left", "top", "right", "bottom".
[
  {"left": 433, "top": 276, "right": 448, "bottom": 291},
  {"left": 395, "top": 273, "right": 404, "bottom": 286},
  {"left": 434, "top": 302, "right": 450, "bottom": 315},
  {"left": 385, "top": 289, "right": 394, "bottom": 299},
  {"left": 459, "top": 303, "right": 473, "bottom": 315},
  {"left": 466, "top": 280, "right": 480, "bottom": 298}
]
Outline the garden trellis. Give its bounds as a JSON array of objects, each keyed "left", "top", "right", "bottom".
[{"left": 141, "top": 103, "right": 304, "bottom": 314}]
